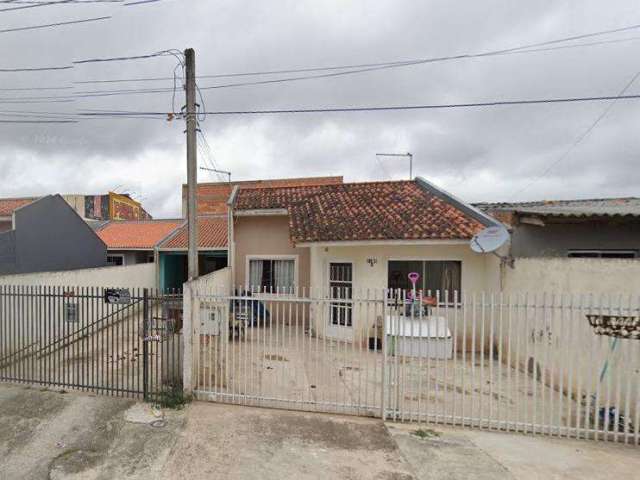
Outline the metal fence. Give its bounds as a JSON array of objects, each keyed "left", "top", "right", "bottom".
[
  {"left": 190, "top": 287, "right": 640, "bottom": 445},
  {"left": 0, "top": 285, "right": 183, "bottom": 402}
]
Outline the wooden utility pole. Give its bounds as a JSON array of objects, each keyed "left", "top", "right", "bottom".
[{"left": 185, "top": 48, "right": 199, "bottom": 280}]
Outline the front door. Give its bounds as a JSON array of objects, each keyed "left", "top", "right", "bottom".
[{"left": 327, "top": 262, "right": 354, "bottom": 341}]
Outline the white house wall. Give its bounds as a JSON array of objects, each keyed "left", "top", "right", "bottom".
[{"left": 309, "top": 243, "right": 500, "bottom": 344}]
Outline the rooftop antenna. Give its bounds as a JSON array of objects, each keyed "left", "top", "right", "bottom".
[
  {"left": 376, "top": 152, "right": 413, "bottom": 180},
  {"left": 200, "top": 166, "right": 231, "bottom": 183}
]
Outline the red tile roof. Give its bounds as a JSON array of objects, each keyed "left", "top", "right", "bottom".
[
  {"left": 185, "top": 176, "right": 344, "bottom": 215},
  {"left": 97, "top": 220, "right": 183, "bottom": 249},
  {"left": 160, "top": 216, "right": 228, "bottom": 249},
  {"left": 0, "top": 197, "right": 38, "bottom": 216},
  {"left": 234, "top": 180, "right": 485, "bottom": 243}
]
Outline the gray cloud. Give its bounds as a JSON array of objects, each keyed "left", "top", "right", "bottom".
[{"left": 1, "top": 0, "right": 639, "bottom": 217}]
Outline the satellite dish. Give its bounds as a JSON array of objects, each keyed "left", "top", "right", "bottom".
[{"left": 470, "top": 225, "right": 510, "bottom": 254}]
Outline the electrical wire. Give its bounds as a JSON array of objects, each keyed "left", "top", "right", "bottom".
[
  {"left": 0, "top": 15, "right": 111, "bottom": 33},
  {"left": 71, "top": 24, "right": 640, "bottom": 86},
  {"left": 0, "top": 0, "right": 77, "bottom": 12},
  {"left": 73, "top": 51, "right": 173, "bottom": 64},
  {"left": 509, "top": 68, "right": 640, "bottom": 198},
  {"left": 75, "top": 93, "right": 640, "bottom": 117},
  {"left": 0, "top": 66, "right": 72, "bottom": 72},
  {"left": 37, "top": 34, "right": 640, "bottom": 99},
  {"left": 0, "top": 119, "right": 78, "bottom": 123}
]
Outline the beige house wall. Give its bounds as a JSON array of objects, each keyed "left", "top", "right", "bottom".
[
  {"left": 0, "top": 263, "right": 156, "bottom": 288},
  {"left": 308, "top": 243, "right": 499, "bottom": 345},
  {"left": 232, "top": 215, "right": 311, "bottom": 290}
]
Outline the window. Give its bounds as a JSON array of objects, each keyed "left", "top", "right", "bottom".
[
  {"left": 568, "top": 250, "right": 638, "bottom": 259},
  {"left": 248, "top": 258, "right": 295, "bottom": 292},
  {"left": 107, "top": 255, "right": 124, "bottom": 267},
  {"left": 330, "top": 262, "right": 353, "bottom": 327},
  {"left": 388, "top": 260, "right": 461, "bottom": 303}
]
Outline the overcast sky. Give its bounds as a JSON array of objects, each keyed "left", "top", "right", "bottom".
[{"left": 1, "top": 0, "right": 639, "bottom": 218}]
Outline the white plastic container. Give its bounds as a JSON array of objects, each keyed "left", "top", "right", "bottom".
[{"left": 385, "top": 315, "right": 453, "bottom": 359}]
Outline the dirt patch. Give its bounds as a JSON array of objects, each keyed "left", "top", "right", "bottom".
[{"left": 49, "top": 448, "right": 103, "bottom": 479}]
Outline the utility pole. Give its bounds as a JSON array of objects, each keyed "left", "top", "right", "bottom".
[
  {"left": 376, "top": 152, "right": 413, "bottom": 180},
  {"left": 185, "top": 48, "right": 199, "bottom": 280}
]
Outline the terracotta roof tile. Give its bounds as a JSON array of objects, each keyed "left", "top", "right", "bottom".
[
  {"left": 186, "top": 176, "right": 343, "bottom": 214},
  {"left": 160, "top": 216, "right": 228, "bottom": 249},
  {"left": 235, "top": 180, "right": 484, "bottom": 243},
  {"left": 97, "top": 220, "right": 183, "bottom": 249},
  {"left": 0, "top": 197, "right": 38, "bottom": 216}
]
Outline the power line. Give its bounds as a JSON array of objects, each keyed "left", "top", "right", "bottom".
[
  {"left": 124, "top": 0, "right": 160, "bottom": 5},
  {"left": 0, "top": 65, "right": 72, "bottom": 72},
  {"left": 76, "top": 93, "right": 640, "bottom": 117},
  {"left": 0, "top": 119, "right": 78, "bottom": 123},
  {"left": 70, "top": 22, "right": 640, "bottom": 86},
  {"left": 509, "top": 69, "right": 640, "bottom": 198},
  {"left": 73, "top": 51, "right": 173, "bottom": 64},
  {"left": 0, "top": 15, "right": 110, "bottom": 33},
  {"left": 0, "top": 1, "right": 121, "bottom": 3},
  {"left": 26, "top": 36, "right": 640, "bottom": 99},
  {"left": 39, "top": 34, "right": 640, "bottom": 99},
  {"left": 0, "top": 86, "right": 73, "bottom": 91},
  {"left": 0, "top": 0, "right": 77, "bottom": 12},
  {"left": 6, "top": 91, "right": 640, "bottom": 121}
]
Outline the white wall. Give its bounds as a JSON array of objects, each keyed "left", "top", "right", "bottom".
[
  {"left": 0, "top": 263, "right": 156, "bottom": 288},
  {"left": 308, "top": 243, "right": 500, "bottom": 343},
  {"left": 503, "top": 258, "right": 640, "bottom": 295},
  {"left": 309, "top": 243, "right": 496, "bottom": 294},
  {"left": 191, "top": 266, "right": 231, "bottom": 294}
]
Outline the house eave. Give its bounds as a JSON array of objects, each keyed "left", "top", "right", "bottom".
[
  {"left": 234, "top": 208, "right": 289, "bottom": 217},
  {"left": 158, "top": 247, "right": 228, "bottom": 252},
  {"left": 294, "top": 239, "right": 471, "bottom": 248}
]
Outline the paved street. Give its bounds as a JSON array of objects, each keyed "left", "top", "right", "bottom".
[{"left": 0, "top": 383, "right": 638, "bottom": 480}]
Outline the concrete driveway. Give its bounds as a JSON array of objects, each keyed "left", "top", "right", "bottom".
[
  {"left": 1, "top": 383, "right": 639, "bottom": 480},
  {"left": 162, "top": 402, "right": 413, "bottom": 480},
  {"left": 0, "top": 384, "right": 184, "bottom": 480}
]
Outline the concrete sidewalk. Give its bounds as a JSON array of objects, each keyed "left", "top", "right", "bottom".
[
  {"left": 1, "top": 384, "right": 638, "bottom": 479},
  {"left": 388, "top": 423, "right": 640, "bottom": 480}
]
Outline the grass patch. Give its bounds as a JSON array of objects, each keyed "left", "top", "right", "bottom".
[
  {"left": 412, "top": 428, "right": 440, "bottom": 439},
  {"left": 154, "top": 384, "right": 192, "bottom": 410}
]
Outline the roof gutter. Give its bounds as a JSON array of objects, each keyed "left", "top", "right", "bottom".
[{"left": 415, "top": 176, "right": 502, "bottom": 228}]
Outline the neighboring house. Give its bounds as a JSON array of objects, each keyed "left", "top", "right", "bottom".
[
  {"left": 182, "top": 176, "right": 344, "bottom": 216},
  {"left": 475, "top": 198, "right": 640, "bottom": 294},
  {"left": 157, "top": 216, "right": 229, "bottom": 291},
  {"left": 0, "top": 191, "right": 152, "bottom": 228},
  {"left": 476, "top": 197, "right": 640, "bottom": 258},
  {"left": 228, "top": 177, "right": 499, "bottom": 341},
  {"left": 0, "top": 195, "right": 107, "bottom": 275},
  {"left": 0, "top": 197, "right": 38, "bottom": 233},
  {"left": 95, "top": 219, "right": 184, "bottom": 267}
]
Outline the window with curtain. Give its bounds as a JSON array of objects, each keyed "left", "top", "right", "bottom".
[
  {"left": 249, "top": 258, "right": 295, "bottom": 292},
  {"left": 388, "top": 260, "right": 461, "bottom": 303}
]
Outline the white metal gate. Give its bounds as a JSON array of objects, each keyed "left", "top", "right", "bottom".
[{"left": 190, "top": 287, "right": 640, "bottom": 445}]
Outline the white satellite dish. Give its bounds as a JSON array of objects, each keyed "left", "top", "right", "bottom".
[{"left": 470, "top": 225, "right": 510, "bottom": 254}]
